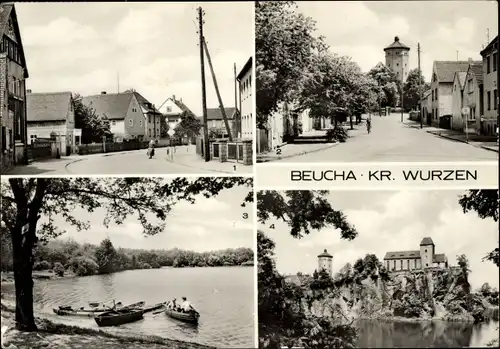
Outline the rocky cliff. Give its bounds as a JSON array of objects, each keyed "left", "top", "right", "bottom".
[{"left": 295, "top": 265, "right": 498, "bottom": 324}]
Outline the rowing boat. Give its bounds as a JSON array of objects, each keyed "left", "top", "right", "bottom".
[
  {"left": 94, "top": 308, "right": 144, "bottom": 327},
  {"left": 143, "top": 301, "right": 167, "bottom": 313},
  {"left": 164, "top": 308, "right": 200, "bottom": 324},
  {"left": 53, "top": 301, "right": 145, "bottom": 317}
]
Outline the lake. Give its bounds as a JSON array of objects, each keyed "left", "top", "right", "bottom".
[
  {"left": 356, "top": 318, "right": 499, "bottom": 348},
  {"left": 2, "top": 267, "right": 255, "bottom": 348}
]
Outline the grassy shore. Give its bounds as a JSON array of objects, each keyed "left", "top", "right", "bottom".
[
  {"left": 1, "top": 270, "right": 77, "bottom": 286},
  {"left": 1, "top": 302, "right": 214, "bottom": 349}
]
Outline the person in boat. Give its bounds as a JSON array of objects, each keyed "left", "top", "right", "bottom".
[
  {"left": 167, "top": 298, "right": 177, "bottom": 310},
  {"left": 180, "top": 297, "right": 194, "bottom": 313}
]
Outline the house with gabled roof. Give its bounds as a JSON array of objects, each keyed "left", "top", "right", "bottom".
[
  {"left": 0, "top": 2, "right": 29, "bottom": 173},
  {"left": 451, "top": 71, "right": 467, "bottom": 131},
  {"left": 161, "top": 95, "right": 197, "bottom": 132},
  {"left": 205, "top": 107, "right": 238, "bottom": 139},
  {"left": 480, "top": 36, "right": 498, "bottom": 136},
  {"left": 26, "top": 91, "right": 74, "bottom": 155},
  {"left": 462, "top": 62, "right": 484, "bottom": 134},
  {"left": 383, "top": 237, "right": 448, "bottom": 272},
  {"left": 430, "top": 60, "right": 479, "bottom": 127},
  {"left": 82, "top": 90, "right": 161, "bottom": 142}
]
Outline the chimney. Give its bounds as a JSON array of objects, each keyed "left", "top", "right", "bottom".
[
  {"left": 395, "top": 36, "right": 399, "bottom": 42},
  {"left": 468, "top": 57, "right": 473, "bottom": 63},
  {"left": 101, "top": 91, "right": 107, "bottom": 95},
  {"left": 27, "top": 89, "right": 32, "bottom": 94},
  {"left": 172, "top": 95, "right": 176, "bottom": 101}
]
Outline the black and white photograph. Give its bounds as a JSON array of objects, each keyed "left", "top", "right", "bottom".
[
  {"left": 1, "top": 177, "right": 255, "bottom": 348},
  {"left": 256, "top": 1, "right": 499, "bottom": 163},
  {"left": 0, "top": 2, "right": 254, "bottom": 175},
  {"left": 257, "top": 189, "right": 499, "bottom": 348}
]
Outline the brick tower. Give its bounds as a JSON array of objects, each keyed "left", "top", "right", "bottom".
[{"left": 384, "top": 36, "right": 411, "bottom": 83}]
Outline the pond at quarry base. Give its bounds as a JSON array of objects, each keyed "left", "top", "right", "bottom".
[
  {"left": 1, "top": 267, "right": 254, "bottom": 348},
  {"left": 356, "top": 318, "right": 499, "bottom": 348}
]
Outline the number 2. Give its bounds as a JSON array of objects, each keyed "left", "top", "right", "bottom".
[{"left": 276, "top": 148, "right": 282, "bottom": 155}]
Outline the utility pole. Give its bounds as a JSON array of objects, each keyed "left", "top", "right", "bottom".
[
  {"left": 117, "top": 72, "right": 120, "bottom": 93},
  {"left": 456, "top": 50, "right": 459, "bottom": 61},
  {"left": 234, "top": 63, "right": 239, "bottom": 138},
  {"left": 418, "top": 43, "right": 423, "bottom": 129},
  {"left": 203, "top": 38, "right": 233, "bottom": 141},
  {"left": 198, "top": 7, "right": 210, "bottom": 162}
]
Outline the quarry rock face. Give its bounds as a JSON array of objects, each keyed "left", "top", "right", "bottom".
[{"left": 301, "top": 268, "right": 495, "bottom": 323}]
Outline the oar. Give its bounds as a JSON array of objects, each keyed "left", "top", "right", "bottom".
[{"left": 152, "top": 306, "right": 166, "bottom": 317}]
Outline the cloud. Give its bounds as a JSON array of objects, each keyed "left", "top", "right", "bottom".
[
  {"left": 22, "top": 17, "right": 100, "bottom": 47},
  {"left": 173, "top": 197, "right": 230, "bottom": 214}
]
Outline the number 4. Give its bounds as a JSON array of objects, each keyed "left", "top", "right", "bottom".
[{"left": 269, "top": 224, "right": 275, "bottom": 229}]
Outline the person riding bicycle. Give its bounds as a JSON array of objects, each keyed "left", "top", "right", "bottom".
[{"left": 147, "top": 139, "right": 155, "bottom": 158}]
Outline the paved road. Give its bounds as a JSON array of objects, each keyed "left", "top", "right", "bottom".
[
  {"left": 276, "top": 114, "right": 499, "bottom": 162},
  {"left": 65, "top": 147, "right": 216, "bottom": 174}
]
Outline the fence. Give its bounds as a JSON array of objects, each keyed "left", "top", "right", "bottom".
[
  {"left": 75, "top": 138, "right": 187, "bottom": 156},
  {"left": 27, "top": 139, "right": 57, "bottom": 161}
]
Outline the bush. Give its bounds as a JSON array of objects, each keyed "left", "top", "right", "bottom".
[
  {"left": 69, "top": 256, "right": 99, "bottom": 276},
  {"left": 33, "top": 260, "right": 52, "bottom": 271},
  {"left": 326, "top": 126, "right": 348, "bottom": 143},
  {"left": 53, "top": 262, "right": 65, "bottom": 277},
  {"left": 141, "top": 263, "right": 152, "bottom": 269}
]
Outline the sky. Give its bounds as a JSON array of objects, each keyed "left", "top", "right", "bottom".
[
  {"left": 297, "top": 1, "right": 498, "bottom": 82},
  {"left": 260, "top": 190, "right": 499, "bottom": 291},
  {"left": 51, "top": 183, "right": 253, "bottom": 253},
  {"left": 15, "top": 2, "right": 253, "bottom": 116}
]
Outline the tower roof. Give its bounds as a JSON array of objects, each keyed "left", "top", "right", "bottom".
[
  {"left": 384, "top": 36, "right": 410, "bottom": 51},
  {"left": 318, "top": 249, "right": 332, "bottom": 258},
  {"left": 420, "top": 237, "right": 434, "bottom": 246}
]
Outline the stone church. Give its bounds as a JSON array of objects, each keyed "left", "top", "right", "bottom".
[{"left": 383, "top": 237, "right": 448, "bottom": 272}]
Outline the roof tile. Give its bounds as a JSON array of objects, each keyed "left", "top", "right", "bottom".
[{"left": 27, "top": 92, "right": 72, "bottom": 122}]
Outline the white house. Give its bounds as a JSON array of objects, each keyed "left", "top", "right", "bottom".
[
  {"left": 237, "top": 57, "right": 253, "bottom": 140},
  {"left": 451, "top": 71, "right": 467, "bottom": 131},
  {"left": 161, "top": 95, "right": 197, "bottom": 132},
  {"left": 462, "top": 62, "right": 484, "bottom": 134},
  {"left": 26, "top": 91, "right": 74, "bottom": 155}
]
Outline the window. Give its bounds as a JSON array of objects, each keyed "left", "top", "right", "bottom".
[
  {"left": 487, "top": 56, "right": 491, "bottom": 74},
  {"left": 494, "top": 53, "right": 498, "bottom": 72},
  {"left": 139, "top": 120, "right": 142, "bottom": 127},
  {"left": 435, "top": 89, "right": 438, "bottom": 99},
  {"left": 494, "top": 89, "right": 498, "bottom": 110},
  {"left": 148, "top": 115, "right": 151, "bottom": 123},
  {"left": 148, "top": 129, "right": 151, "bottom": 137},
  {"left": 393, "top": 260, "right": 396, "bottom": 270},
  {"left": 400, "top": 260, "right": 403, "bottom": 269},
  {"left": 112, "top": 120, "right": 116, "bottom": 125},
  {"left": 128, "top": 119, "right": 133, "bottom": 126},
  {"left": 212, "top": 120, "right": 216, "bottom": 128},
  {"left": 1, "top": 126, "right": 6, "bottom": 152},
  {"left": 432, "top": 90, "right": 434, "bottom": 101},
  {"left": 166, "top": 106, "right": 172, "bottom": 112},
  {"left": 132, "top": 108, "right": 136, "bottom": 113},
  {"left": 426, "top": 263, "right": 428, "bottom": 267},
  {"left": 488, "top": 91, "right": 491, "bottom": 110}
]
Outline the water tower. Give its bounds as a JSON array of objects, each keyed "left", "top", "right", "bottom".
[
  {"left": 384, "top": 36, "right": 411, "bottom": 83},
  {"left": 317, "top": 249, "right": 333, "bottom": 277}
]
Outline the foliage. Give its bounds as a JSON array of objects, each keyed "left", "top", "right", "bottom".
[
  {"left": 33, "top": 260, "right": 51, "bottom": 271},
  {"left": 73, "top": 94, "right": 112, "bottom": 144},
  {"left": 257, "top": 190, "right": 359, "bottom": 348},
  {"left": 0, "top": 177, "right": 253, "bottom": 331},
  {"left": 174, "top": 111, "right": 201, "bottom": 139},
  {"left": 95, "top": 238, "right": 118, "bottom": 274},
  {"left": 53, "top": 262, "right": 64, "bottom": 277},
  {"left": 257, "top": 190, "right": 357, "bottom": 239},
  {"left": 160, "top": 116, "right": 169, "bottom": 138},
  {"left": 326, "top": 127, "right": 348, "bottom": 143},
  {"left": 69, "top": 256, "right": 99, "bottom": 277},
  {"left": 403, "top": 69, "right": 430, "bottom": 110},
  {"left": 367, "top": 63, "right": 399, "bottom": 108},
  {"left": 458, "top": 190, "right": 498, "bottom": 267},
  {"left": 256, "top": 1, "right": 325, "bottom": 127}
]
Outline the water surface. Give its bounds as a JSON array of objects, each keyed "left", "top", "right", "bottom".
[{"left": 2, "top": 267, "right": 255, "bottom": 348}]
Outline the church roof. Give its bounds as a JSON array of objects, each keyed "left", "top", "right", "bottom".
[
  {"left": 433, "top": 254, "right": 447, "bottom": 263},
  {"left": 420, "top": 237, "right": 434, "bottom": 246},
  {"left": 318, "top": 249, "right": 332, "bottom": 258},
  {"left": 384, "top": 250, "right": 421, "bottom": 260},
  {"left": 384, "top": 36, "right": 410, "bottom": 51}
]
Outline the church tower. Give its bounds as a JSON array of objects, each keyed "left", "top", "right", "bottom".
[
  {"left": 317, "top": 249, "right": 333, "bottom": 277},
  {"left": 420, "top": 237, "right": 435, "bottom": 269},
  {"left": 384, "top": 36, "right": 411, "bottom": 83}
]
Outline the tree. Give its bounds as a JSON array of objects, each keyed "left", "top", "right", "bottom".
[
  {"left": 367, "top": 63, "right": 399, "bottom": 108},
  {"left": 256, "top": 1, "right": 325, "bottom": 127},
  {"left": 160, "top": 116, "right": 169, "bottom": 138},
  {"left": 0, "top": 177, "right": 252, "bottom": 331},
  {"left": 174, "top": 111, "right": 201, "bottom": 140},
  {"left": 458, "top": 190, "right": 499, "bottom": 267},
  {"left": 53, "top": 262, "right": 64, "bottom": 277},
  {"left": 257, "top": 190, "right": 359, "bottom": 348},
  {"left": 95, "top": 238, "right": 118, "bottom": 274},
  {"left": 403, "top": 69, "right": 430, "bottom": 111},
  {"left": 73, "top": 94, "right": 112, "bottom": 144},
  {"left": 298, "top": 53, "right": 364, "bottom": 128}
]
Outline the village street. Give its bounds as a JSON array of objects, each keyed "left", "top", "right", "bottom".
[
  {"left": 7, "top": 145, "right": 251, "bottom": 175},
  {"left": 275, "top": 114, "right": 498, "bottom": 162}
]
